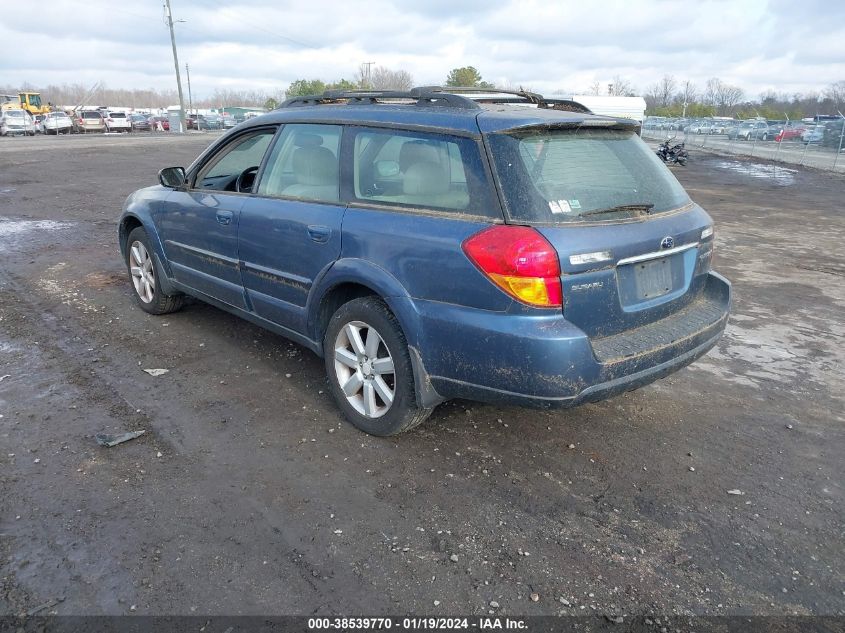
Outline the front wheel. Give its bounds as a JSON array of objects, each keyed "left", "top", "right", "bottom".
[
  {"left": 125, "top": 227, "right": 184, "bottom": 315},
  {"left": 324, "top": 297, "right": 431, "bottom": 436}
]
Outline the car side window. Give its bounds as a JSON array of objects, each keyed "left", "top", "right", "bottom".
[
  {"left": 351, "top": 128, "right": 493, "bottom": 216},
  {"left": 194, "top": 129, "right": 276, "bottom": 192},
  {"left": 257, "top": 123, "right": 342, "bottom": 203}
]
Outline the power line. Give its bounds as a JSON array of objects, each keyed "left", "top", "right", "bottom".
[{"left": 201, "top": 0, "right": 318, "bottom": 49}]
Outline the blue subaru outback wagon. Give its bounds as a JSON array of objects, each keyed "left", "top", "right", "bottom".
[{"left": 118, "top": 88, "right": 730, "bottom": 436}]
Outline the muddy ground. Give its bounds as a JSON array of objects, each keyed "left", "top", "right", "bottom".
[{"left": 0, "top": 134, "right": 843, "bottom": 618}]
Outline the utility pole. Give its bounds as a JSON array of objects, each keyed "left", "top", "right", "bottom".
[
  {"left": 185, "top": 63, "right": 193, "bottom": 117},
  {"left": 361, "top": 61, "right": 375, "bottom": 89},
  {"left": 164, "top": 0, "right": 186, "bottom": 133}
]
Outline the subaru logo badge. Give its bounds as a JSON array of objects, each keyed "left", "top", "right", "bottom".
[{"left": 660, "top": 236, "right": 675, "bottom": 250}]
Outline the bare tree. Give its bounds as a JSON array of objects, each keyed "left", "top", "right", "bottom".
[
  {"left": 704, "top": 77, "right": 744, "bottom": 114},
  {"left": 824, "top": 80, "right": 845, "bottom": 112},
  {"left": 657, "top": 75, "right": 676, "bottom": 107},
  {"left": 608, "top": 75, "right": 636, "bottom": 96},
  {"left": 588, "top": 81, "right": 602, "bottom": 96},
  {"left": 370, "top": 67, "right": 414, "bottom": 91},
  {"left": 678, "top": 80, "right": 697, "bottom": 106}
]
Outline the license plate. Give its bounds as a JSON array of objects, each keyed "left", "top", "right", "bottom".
[{"left": 633, "top": 257, "right": 673, "bottom": 299}]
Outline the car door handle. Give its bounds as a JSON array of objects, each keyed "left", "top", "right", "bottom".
[
  {"left": 216, "top": 210, "right": 233, "bottom": 226},
  {"left": 307, "top": 225, "right": 331, "bottom": 243}
]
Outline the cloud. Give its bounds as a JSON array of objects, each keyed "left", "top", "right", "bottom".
[{"left": 0, "top": 0, "right": 842, "bottom": 101}]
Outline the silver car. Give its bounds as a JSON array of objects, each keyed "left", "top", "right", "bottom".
[
  {"left": 0, "top": 109, "right": 35, "bottom": 136},
  {"left": 42, "top": 111, "right": 73, "bottom": 135}
]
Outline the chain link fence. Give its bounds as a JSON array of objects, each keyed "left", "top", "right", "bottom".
[{"left": 642, "top": 117, "right": 845, "bottom": 174}]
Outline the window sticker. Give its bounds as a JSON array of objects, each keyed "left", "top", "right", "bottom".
[
  {"left": 548, "top": 200, "right": 563, "bottom": 214},
  {"left": 569, "top": 199, "right": 582, "bottom": 209},
  {"left": 557, "top": 200, "right": 573, "bottom": 214}
]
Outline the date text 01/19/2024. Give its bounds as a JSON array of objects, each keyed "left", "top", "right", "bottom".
[{"left": 307, "top": 617, "right": 528, "bottom": 630}]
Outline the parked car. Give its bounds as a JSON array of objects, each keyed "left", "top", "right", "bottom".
[
  {"left": 221, "top": 115, "right": 237, "bottom": 129},
  {"left": 186, "top": 113, "right": 222, "bottom": 130},
  {"left": 128, "top": 114, "right": 152, "bottom": 132},
  {"left": 104, "top": 111, "right": 131, "bottom": 132},
  {"left": 709, "top": 120, "right": 735, "bottom": 135},
  {"left": 689, "top": 119, "right": 713, "bottom": 134},
  {"left": 773, "top": 124, "right": 806, "bottom": 142},
  {"left": 0, "top": 109, "right": 35, "bottom": 136},
  {"left": 199, "top": 114, "right": 222, "bottom": 130},
  {"left": 118, "top": 88, "right": 731, "bottom": 436},
  {"left": 801, "top": 125, "right": 825, "bottom": 144},
  {"left": 728, "top": 120, "right": 769, "bottom": 140},
  {"left": 820, "top": 120, "right": 845, "bottom": 149},
  {"left": 74, "top": 111, "right": 105, "bottom": 133},
  {"left": 148, "top": 116, "right": 170, "bottom": 131},
  {"left": 33, "top": 114, "right": 46, "bottom": 134},
  {"left": 42, "top": 111, "right": 73, "bottom": 134}
]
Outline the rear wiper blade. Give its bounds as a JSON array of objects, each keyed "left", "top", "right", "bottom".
[{"left": 578, "top": 203, "right": 655, "bottom": 218}]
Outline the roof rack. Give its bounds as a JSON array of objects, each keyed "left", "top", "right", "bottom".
[
  {"left": 276, "top": 86, "right": 593, "bottom": 115},
  {"left": 278, "top": 88, "right": 481, "bottom": 110},
  {"left": 421, "top": 86, "right": 545, "bottom": 105},
  {"left": 419, "top": 86, "right": 593, "bottom": 114}
]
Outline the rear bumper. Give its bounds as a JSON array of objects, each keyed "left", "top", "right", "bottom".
[{"left": 414, "top": 271, "right": 731, "bottom": 408}]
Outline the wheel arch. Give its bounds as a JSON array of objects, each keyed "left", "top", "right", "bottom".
[
  {"left": 308, "top": 262, "right": 444, "bottom": 410},
  {"left": 119, "top": 212, "right": 177, "bottom": 295}
]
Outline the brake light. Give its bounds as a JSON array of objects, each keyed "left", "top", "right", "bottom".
[{"left": 462, "top": 226, "right": 562, "bottom": 308}]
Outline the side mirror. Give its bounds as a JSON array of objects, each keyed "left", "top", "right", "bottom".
[{"left": 158, "top": 166, "right": 186, "bottom": 188}]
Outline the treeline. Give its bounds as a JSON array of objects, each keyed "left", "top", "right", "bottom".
[
  {"left": 6, "top": 69, "right": 844, "bottom": 119},
  {"left": 643, "top": 75, "right": 845, "bottom": 119}
]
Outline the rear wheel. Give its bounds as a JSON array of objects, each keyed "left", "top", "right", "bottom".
[
  {"left": 324, "top": 297, "right": 431, "bottom": 436},
  {"left": 125, "top": 227, "right": 184, "bottom": 315}
]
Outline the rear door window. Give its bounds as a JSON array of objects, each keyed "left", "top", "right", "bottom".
[
  {"left": 349, "top": 128, "right": 496, "bottom": 217},
  {"left": 257, "top": 123, "right": 342, "bottom": 203}
]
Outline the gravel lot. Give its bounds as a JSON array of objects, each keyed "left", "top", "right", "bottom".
[{"left": 1, "top": 134, "right": 843, "bottom": 618}]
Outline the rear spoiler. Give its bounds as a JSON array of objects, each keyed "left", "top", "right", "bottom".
[{"left": 497, "top": 117, "right": 641, "bottom": 135}]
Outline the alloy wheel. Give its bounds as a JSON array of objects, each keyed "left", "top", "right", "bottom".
[
  {"left": 129, "top": 240, "right": 156, "bottom": 303},
  {"left": 333, "top": 321, "right": 395, "bottom": 419}
]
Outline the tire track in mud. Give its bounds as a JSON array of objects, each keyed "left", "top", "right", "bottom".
[{"left": 0, "top": 261, "right": 383, "bottom": 615}]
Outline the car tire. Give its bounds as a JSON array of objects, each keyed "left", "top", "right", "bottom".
[
  {"left": 324, "top": 296, "right": 432, "bottom": 436},
  {"left": 125, "top": 227, "right": 184, "bottom": 315}
]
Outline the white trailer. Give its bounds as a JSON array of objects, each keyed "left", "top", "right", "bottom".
[{"left": 549, "top": 95, "right": 647, "bottom": 127}]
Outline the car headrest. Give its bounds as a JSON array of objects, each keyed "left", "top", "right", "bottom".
[
  {"left": 292, "top": 146, "right": 338, "bottom": 185},
  {"left": 294, "top": 133, "right": 324, "bottom": 148},
  {"left": 399, "top": 140, "right": 439, "bottom": 172},
  {"left": 403, "top": 161, "right": 449, "bottom": 196}
]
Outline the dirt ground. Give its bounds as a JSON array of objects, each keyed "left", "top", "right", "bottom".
[{"left": 0, "top": 134, "right": 843, "bottom": 618}]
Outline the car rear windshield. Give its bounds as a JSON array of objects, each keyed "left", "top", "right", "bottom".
[
  {"left": 82, "top": 112, "right": 101, "bottom": 119},
  {"left": 487, "top": 127, "right": 690, "bottom": 224},
  {"left": 110, "top": 112, "right": 126, "bottom": 118}
]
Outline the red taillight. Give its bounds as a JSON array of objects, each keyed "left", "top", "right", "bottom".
[{"left": 462, "top": 225, "right": 562, "bottom": 308}]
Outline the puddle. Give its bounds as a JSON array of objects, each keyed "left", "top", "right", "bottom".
[
  {"left": 0, "top": 188, "right": 16, "bottom": 195},
  {"left": 0, "top": 219, "right": 72, "bottom": 251},
  {"left": 713, "top": 160, "right": 796, "bottom": 185}
]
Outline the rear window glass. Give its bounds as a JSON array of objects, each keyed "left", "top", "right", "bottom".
[
  {"left": 6, "top": 110, "right": 24, "bottom": 117},
  {"left": 350, "top": 128, "right": 494, "bottom": 217},
  {"left": 82, "top": 112, "right": 101, "bottom": 119},
  {"left": 110, "top": 112, "right": 126, "bottom": 118},
  {"left": 487, "top": 128, "right": 690, "bottom": 224}
]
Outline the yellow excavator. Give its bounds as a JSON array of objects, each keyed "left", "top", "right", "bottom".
[{"left": 1, "top": 92, "right": 51, "bottom": 115}]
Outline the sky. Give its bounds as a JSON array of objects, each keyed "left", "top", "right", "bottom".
[{"left": 1, "top": 0, "right": 844, "bottom": 101}]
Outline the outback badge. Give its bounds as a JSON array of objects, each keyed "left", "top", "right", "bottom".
[{"left": 660, "top": 236, "right": 675, "bottom": 250}]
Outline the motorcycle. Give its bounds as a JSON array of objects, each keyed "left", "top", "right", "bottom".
[{"left": 656, "top": 139, "right": 688, "bottom": 166}]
